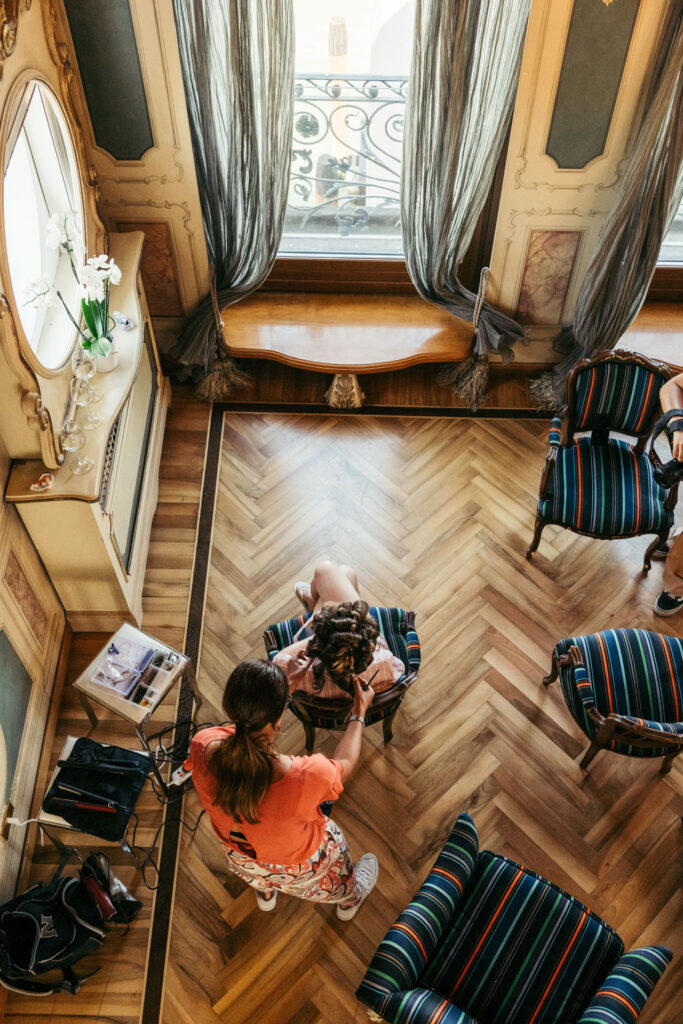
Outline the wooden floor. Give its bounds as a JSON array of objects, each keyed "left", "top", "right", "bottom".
[
  {"left": 167, "top": 412, "right": 682, "bottom": 1024},
  {"left": 4, "top": 389, "right": 210, "bottom": 1024},
  {"left": 6, "top": 404, "right": 682, "bottom": 1024}
]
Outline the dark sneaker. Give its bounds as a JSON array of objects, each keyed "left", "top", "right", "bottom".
[
  {"left": 654, "top": 590, "right": 683, "bottom": 616},
  {"left": 652, "top": 528, "right": 682, "bottom": 560}
]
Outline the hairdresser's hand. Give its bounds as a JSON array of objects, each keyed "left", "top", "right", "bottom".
[
  {"left": 673, "top": 430, "right": 683, "bottom": 462},
  {"left": 352, "top": 676, "right": 375, "bottom": 717}
]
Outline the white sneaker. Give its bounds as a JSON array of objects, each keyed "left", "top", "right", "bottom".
[
  {"left": 256, "top": 888, "right": 278, "bottom": 911},
  {"left": 336, "top": 854, "right": 378, "bottom": 921}
]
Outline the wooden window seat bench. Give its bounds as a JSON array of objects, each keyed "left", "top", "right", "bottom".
[{"left": 220, "top": 292, "right": 473, "bottom": 407}]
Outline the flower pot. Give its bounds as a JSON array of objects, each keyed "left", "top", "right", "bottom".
[{"left": 95, "top": 347, "right": 118, "bottom": 373}]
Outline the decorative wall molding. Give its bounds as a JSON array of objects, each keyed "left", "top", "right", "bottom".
[
  {"left": 4, "top": 549, "right": 48, "bottom": 646},
  {"left": 0, "top": 1, "right": 31, "bottom": 81},
  {"left": 55, "top": 0, "right": 210, "bottom": 316},
  {"left": 487, "top": 0, "right": 667, "bottom": 337}
]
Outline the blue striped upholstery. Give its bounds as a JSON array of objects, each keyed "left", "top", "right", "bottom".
[
  {"left": 358, "top": 816, "right": 478, "bottom": 1008},
  {"left": 576, "top": 947, "right": 672, "bottom": 1024},
  {"left": 265, "top": 607, "right": 420, "bottom": 729},
  {"left": 548, "top": 416, "right": 562, "bottom": 446},
  {"left": 555, "top": 629, "right": 683, "bottom": 758},
  {"left": 423, "top": 853, "right": 622, "bottom": 1024},
  {"left": 573, "top": 361, "right": 664, "bottom": 436},
  {"left": 357, "top": 816, "right": 671, "bottom": 1024},
  {"left": 538, "top": 436, "right": 671, "bottom": 536}
]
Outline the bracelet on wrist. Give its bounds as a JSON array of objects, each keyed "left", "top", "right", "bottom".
[{"left": 348, "top": 714, "right": 365, "bottom": 727}]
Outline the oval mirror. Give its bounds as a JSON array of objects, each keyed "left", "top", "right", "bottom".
[{"left": 3, "top": 80, "right": 84, "bottom": 370}]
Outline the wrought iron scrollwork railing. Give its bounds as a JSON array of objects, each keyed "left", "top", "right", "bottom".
[{"left": 280, "top": 74, "right": 408, "bottom": 256}]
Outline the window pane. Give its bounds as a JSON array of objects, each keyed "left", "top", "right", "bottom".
[
  {"left": 659, "top": 197, "right": 683, "bottom": 266},
  {"left": 280, "top": 0, "right": 416, "bottom": 258}
]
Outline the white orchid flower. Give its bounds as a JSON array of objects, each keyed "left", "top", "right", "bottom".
[
  {"left": 23, "top": 278, "right": 58, "bottom": 308},
  {"left": 45, "top": 213, "right": 67, "bottom": 250},
  {"left": 77, "top": 264, "right": 106, "bottom": 303},
  {"left": 64, "top": 210, "right": 82, "bottom": 238},
  {"left": 107, "top": 260, "right": 121, "bottom": 286},
  {"left": 89, "top": 254, "right": 110, "bottom": 271}
]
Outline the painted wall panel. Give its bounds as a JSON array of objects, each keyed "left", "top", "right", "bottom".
[
  {"left": 517, "top": 229, "right": 582, "bottom": 324},
  {"left": 64, "top": 0, "right": 154, "bottom": 160},
  {"left": 546, "top": 0, "right": 641, "bottom": 169}
]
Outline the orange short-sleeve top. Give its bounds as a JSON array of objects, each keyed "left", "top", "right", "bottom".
[{"left": 184, "top": 726, "right": 344, "bottom": 864}]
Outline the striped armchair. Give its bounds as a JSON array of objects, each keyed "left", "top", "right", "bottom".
[
  {"left": 527, "top": 351, "right": 677, "bottom": 571},
  {"left": 544, "top": 628, "right": 683, "bottom": 775},
  {"left": 357, "top": 814, "right": 672, "bottom": 1024},
  {"left": 264, "top": 606, "right": 420, "bottom": 753}
]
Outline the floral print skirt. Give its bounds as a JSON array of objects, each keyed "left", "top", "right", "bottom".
[{"left": 224, "top": 818, "right": 362, "bottom": 907}]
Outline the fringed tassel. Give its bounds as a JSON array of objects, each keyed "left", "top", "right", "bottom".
[
  {"left": 529, "top": 327, "right": 584, "bottom": 414},
  {"left": 528, "top": 371, "right": 562, "bottom": 413},
  {"left": 194, "top": 354, "right": 251, "bottom": 402},
  {"left": 193, "top": 263, "right": 251, "bottom": 402},
  {"left": 438, "top": 267, "right": 491, "bottom": 411},
  {"left": 449, "top": 356, "right": 490, "bottom": 412}
]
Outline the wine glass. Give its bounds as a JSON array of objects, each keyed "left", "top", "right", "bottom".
[
  {"left": 72, "top": 347, "right": 102, "bottom": 403},
  {"left": 70, "top": 376, "right": 102, "bottom": 430},
  {"left": 59, "top": 421, "right": 93, "bottom": 475},
  {"left": 71, "top": 346, "right": 96, "bottom": 380}
]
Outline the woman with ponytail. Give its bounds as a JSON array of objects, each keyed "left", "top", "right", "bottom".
[
  {"left": 274, "top": 560, "right": 404, "bottom": 698},
  {"left": 184, "top": 659, "right": 378, "bottom": 918}
]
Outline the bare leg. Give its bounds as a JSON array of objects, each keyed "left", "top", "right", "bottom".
[{"left": 309, "top": 560, "right": 362, "bottom": 613}]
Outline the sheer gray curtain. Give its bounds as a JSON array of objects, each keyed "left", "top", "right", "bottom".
[
  {"left": 402, "top": 0, "right": 531, "bottom": 409},
  {"left": 533, "top": 5, "right": 683, "bottom": 411},
  {"left": 171, "top": 0, "right": 294, "bottom": 392}
]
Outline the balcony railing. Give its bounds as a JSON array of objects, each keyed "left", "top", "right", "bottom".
[{"left": 280, "top": 74, "right": 408, "bottom": 257}]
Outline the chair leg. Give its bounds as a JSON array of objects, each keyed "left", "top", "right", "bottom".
[
  {"left": 580, "top": 738, "right": 602, "bottom": 770},
  {"left": 660, "top": 749, "right": 681, "bottom": 776},
  {"left": 643, "top": 531, "right": 667, "bottom": 573},
  {"left": 303, "top": 721, "right": 316, "bottom": 754},
  {"left": 382, "top": 709, "right": 398, "bottom": 745},
  {"left": 543, "top": 651, "right": 559, "bottom": 687},
  {"left": 526, "top": 516, "right": 546, "bottom": 560}
]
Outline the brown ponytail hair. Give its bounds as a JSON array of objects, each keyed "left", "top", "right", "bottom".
[
  {"left": 306, "top": 600, "right": 378, "bottom": 694},
  {"left": 207, "top": 660, "right": 288, "bottom": 824}
]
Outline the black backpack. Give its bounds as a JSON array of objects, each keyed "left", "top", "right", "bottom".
[{"left": 0, "top": 856, "right": 104, "bottom": 996}]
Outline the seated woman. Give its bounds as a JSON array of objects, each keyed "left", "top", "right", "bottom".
[
  {"left": 273, "top": 560, "right": 405, "bottom": 699},
  {"left": 185, "top": 660, "right": 377, "bottom": 918}
]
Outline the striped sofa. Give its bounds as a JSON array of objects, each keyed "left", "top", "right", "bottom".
[
  {"left": 264, "top": 606, "right": 420, "bottom": 753},
  {"left": 527, "top": 352, "right": 677, "bottom": 570},
  {"left": 545, "top": 628, "right": 683, "bottom": 775},
  {"left": 357, "top": 814, "right": 672, "bottom": 1024}
]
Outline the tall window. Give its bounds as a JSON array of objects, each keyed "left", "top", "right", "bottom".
[
  {"left": 279, "top": 0, "right": 416, "bottom": 258},
  {"left": 659, "top": 197, "right": 683, "bottom": 265}
]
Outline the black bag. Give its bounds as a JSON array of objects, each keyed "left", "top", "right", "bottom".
[
  {"left": 42, "top": 738, "right": 151, "bottom": 841},
  {"left": 0, "top": 860, "right": 104, "bottom": 995}
]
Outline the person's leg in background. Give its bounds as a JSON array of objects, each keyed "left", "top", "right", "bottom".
[
  {"left": 295, "top": 560, "right": 361, "bottom": 613},
  {"left": 655, "top": 530, "right": 683, "bottom": 616}
]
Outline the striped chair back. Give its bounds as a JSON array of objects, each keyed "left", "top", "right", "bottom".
[{"left": 567, "top": 353, "right": 669, "bottom": 440}]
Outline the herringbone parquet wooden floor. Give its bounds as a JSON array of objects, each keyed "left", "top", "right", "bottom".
[{"left": 165, "top": 413, "right": 682, "bottom": 1024}]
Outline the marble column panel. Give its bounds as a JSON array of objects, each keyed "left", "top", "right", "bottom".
[{"left": 516, "top": 230, "right": 582, "bottom": 325}]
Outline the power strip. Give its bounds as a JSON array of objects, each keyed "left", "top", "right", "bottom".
[{"left": 169, "top": 766, "right": 192, "bottom": 787}]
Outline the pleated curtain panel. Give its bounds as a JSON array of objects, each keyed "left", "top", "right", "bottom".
[
  {"left": 171, "top": 0, "right": 294, "bottom": 396},
  {"left": 402, "top": 0, "right": 532, "bottom": 409},
  {"left": 533, "top": 5, "right": 683, "bottom": 411}
]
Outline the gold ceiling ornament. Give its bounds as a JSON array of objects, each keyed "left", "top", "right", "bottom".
[
  {"left": 0, "top": 0, "right": 31, "bottom": 77},
  {"left": 601, "top": 0, "right": 616, "bottom": 6}
]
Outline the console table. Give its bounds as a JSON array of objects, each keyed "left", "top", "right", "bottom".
[{"left": 220, "top": 291, "right": 474, "bottom": 407}]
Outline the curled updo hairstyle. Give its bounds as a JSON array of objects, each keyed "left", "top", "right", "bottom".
[
  {"left": 208, "top": 660, "right": 288, "bottom": 824},
  {"left": 306, "top": 600, "right": 378, "bottom": 694}
]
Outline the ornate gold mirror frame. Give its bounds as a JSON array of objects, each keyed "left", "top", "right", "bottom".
[{"left": 0, "top": 0, "right": 104, "bottom": 468}]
